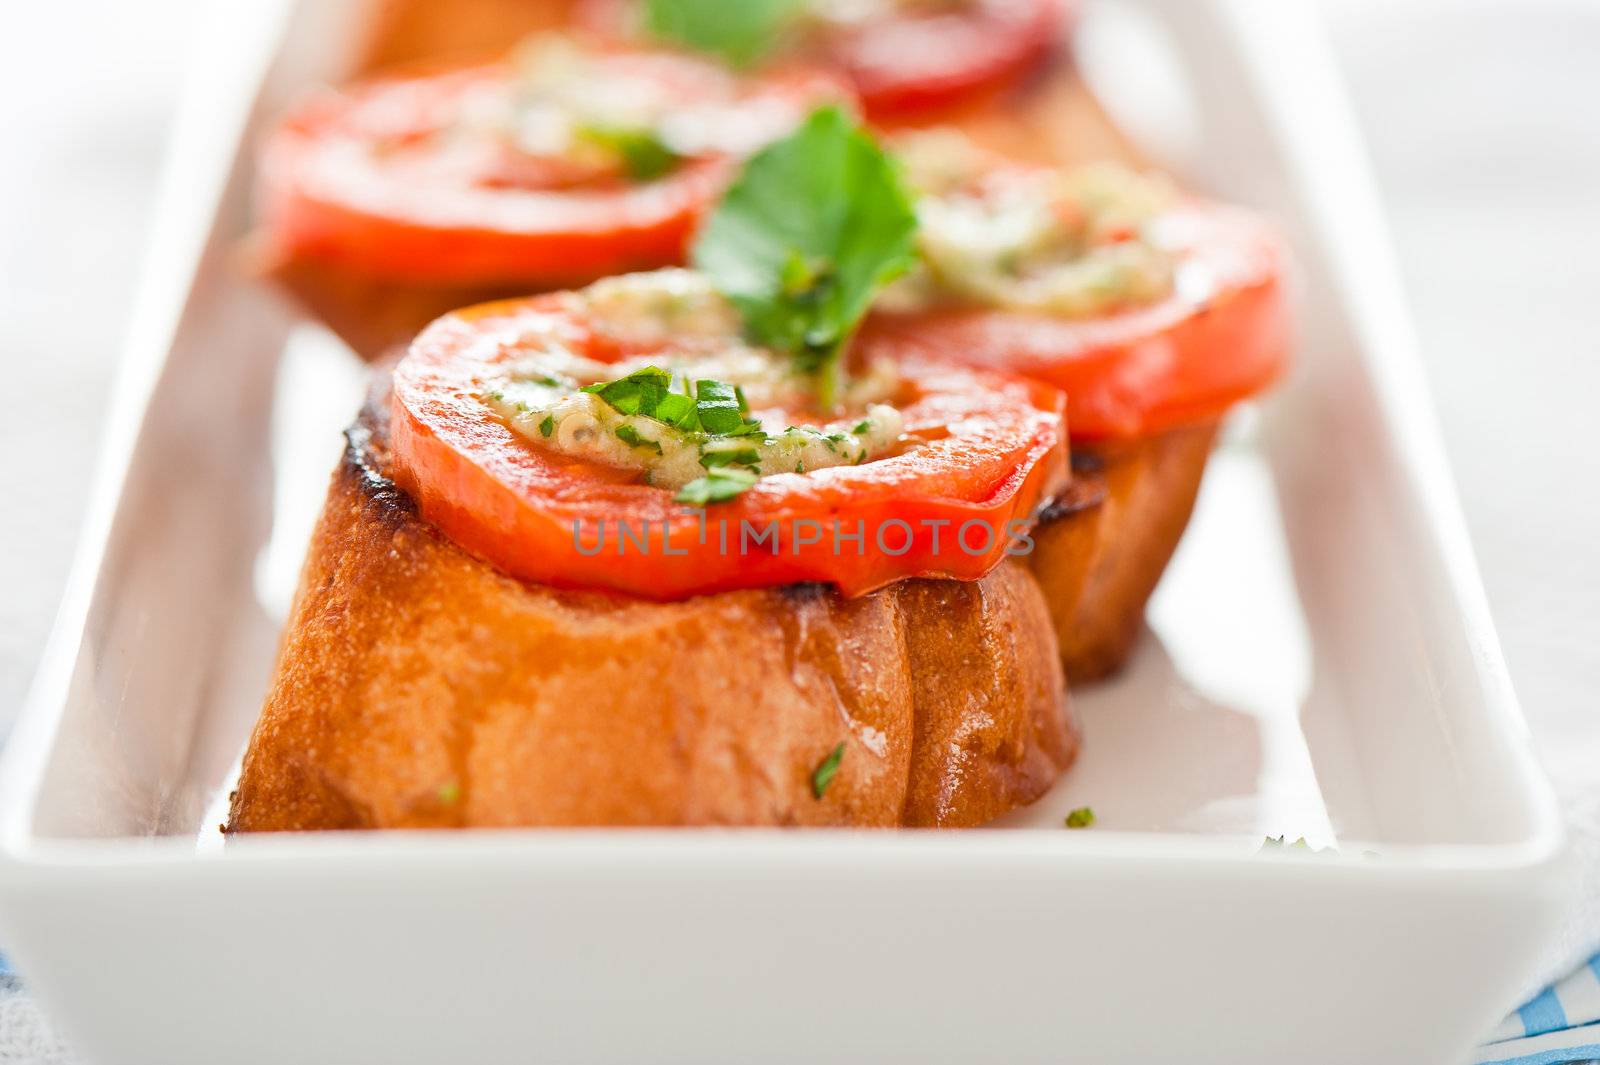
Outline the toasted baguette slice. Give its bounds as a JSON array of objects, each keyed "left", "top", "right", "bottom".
[
  {"left": 353, "top": 0, "right": 577, "bottom": 74},
  {"left": 1027, "top": 422, "right": 1217, "bottom": 681},
  {"left": 227, "top": 392, "right": 1078, "bottom": 831},
  {"left": 261, "top": 250, "right": 505, "bottom": 363}
]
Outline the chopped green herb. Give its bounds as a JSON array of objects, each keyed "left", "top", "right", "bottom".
[
  {"left": 852, "top": 419, "right": 871, "bottom": 435},
  {"left": 676, "top": 466, "right": 759, "bottom": 505},
  {"left": 654, "top": 391, "right": 697, "bottom": 429},
  {"left": 1260, "top": 835, "right": 1315, "bottom": 852},
  {"left": 734, "top": 384, "right": 750, "bottom": 413},
  {"left": 700, "top": 444, "right": 761, "bottom": 469},
  {"left": 582, "top": 366, "right": 674, "bottom": 416},
  {"left": 584, "top": 368, "right": 761, "bottom": 438},
  {"left": 530, "top": 373, "right": 563, "bottom": 387},
  {"left": 642, "top": 0, "right": 804, "bottom": 67},
  {"left": 811, "top": 741, "right": 845, "bottom": 799},
  {"left": 614, "top": 424, "right": 663, "bottom": 454},
  {"left": 1064, "top": 807, "right": 1095, "bottom": 829},
  {"left": 538, "top": 414, "right": 555, "bottom": 438},
  {"left": 574, "top": 123, "right": 682, "bottom": 182},
  {"left": 695, "top": 378, "right": 751, "bottom": 435},
  {"left": 693, "top": 106, "right": 918, "bottom": 409},
  {"left": 794, "top": 459, "right": 805, "bottom": 474}
]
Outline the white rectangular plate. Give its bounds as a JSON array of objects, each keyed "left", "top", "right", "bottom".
[{"left": 0, "top": 2, "right": 1568, "bottom": 1063}]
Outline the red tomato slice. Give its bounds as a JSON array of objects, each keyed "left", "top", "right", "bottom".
[
  {"left": 259, "top": 52, "right": 847, "bottom": 286},
  {"left": 829, "top": 0, "right": 1073, "bottom": 118},
  {"left": 578, "top": 0, "right": 1070, "bottom": 120},
  {"left": 860, "top": 203, "right": 1291, "bottom": 441},
  {"left": 389, "top": 292, "right": 1069, "bottom": 599}
]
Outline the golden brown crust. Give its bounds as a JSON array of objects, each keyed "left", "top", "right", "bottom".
[
  {"left": 228, "top": 394, "right": 1077, "bottom": 831},
  {"left": 1027, "top": 423, "right": 1217, "bottom": 681},
  {"left": 353, "top": 0, "right": 579, "bottom": 75},
  {"left": 262, "top": 252, "right": 511, "bottom": 363}
]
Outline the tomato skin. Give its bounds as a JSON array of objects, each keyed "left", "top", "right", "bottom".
[
  {"left": 259, "top": 60, "right": 847, "bottom": 287},
  {"left": 837, "top": 0, "right": 1074, "bottom": 119},
  {"left": 577, "top": 0, "right": 1068, "bottom": 120},
  {"left": 389, "top": 295, "right": 1069, "bottom": 600},
  {"left": 859, "top": 203, "right": 1291, "bottom": 441}
]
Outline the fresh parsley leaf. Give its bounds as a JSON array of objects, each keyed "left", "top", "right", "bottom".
[
  {"left": 693, "top": 105, "right": 918, "bottom": 409},
  {"left": 1064, "top": 807, "right": 1095, "bottom": 829},
  {"left": 654, "top": 391, "right": 697, "bottom": 429},
  {"left": 700, "top": 444, "right": 761, "bottom": 469},
  {"left": 1259, "top": 835, "right": 1318, "bottom": 853},
  {"left": 584, "top": 369, "right": 764, "bottom": 439},
  {"left": 582, "top": 366, "right": 674, "bottom": 416},
  {"left": 851, "top": 419, "right": 871, "bottom": 435},
  {"left": 575, "top": 123, "right": 682, "bottom": 182},
  {"left": 695, "top": 378, "right": 751, "bottom": 435},
  {"left": 538, "top": 415, "right": 555, "bottom": 438},
  {"left": 615, "top": 424, "right": 663, "bottom": 454},
  {"left": 811, "top": 742, "right": 845, "bottom": 799},
  {"left": 675, "top": 466, "right": 759, "bottom": 506},
  {"left": 642, "top": 0, "right": 804, "bottom": 67}
]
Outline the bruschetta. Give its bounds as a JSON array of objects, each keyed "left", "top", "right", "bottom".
[
  {"left": 254, "top": 35, "right": 847, "bottom": 358},
  {"left": 229, "top": 109, "right": 1083, "bottom": 831},
  {"left": 861, "top": 133, "right": 1291, "bottom": 678},
  {"left": 580, "top": 0, "right": 1074, "bottom": 121}
]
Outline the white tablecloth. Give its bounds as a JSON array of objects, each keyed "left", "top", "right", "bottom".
[{"left": 0, "top": 0, "right": 1595, "bottom": 1060}]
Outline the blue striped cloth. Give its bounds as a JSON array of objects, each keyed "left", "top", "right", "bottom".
[{"left": 1473, "top": 955, "right": 1600, "bottom": 1065}]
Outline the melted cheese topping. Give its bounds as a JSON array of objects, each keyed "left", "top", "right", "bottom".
[{"left": 483, "top": 271, "right": 906, "bottom": 492}]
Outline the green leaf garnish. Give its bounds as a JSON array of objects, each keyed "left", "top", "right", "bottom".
[
  {"left": 582, "top": 366, "right": 674, "bottom": 415},
  {"left": 575, "top": 123, "right": 683, "bottom": 182},
  {"left": 614, "top": 424, "right": 663, "bottom": 454},
  {"left": 811, "top": 741, "right": 845, "bottom": 799},
  {"left": 538, "top": 414, "right": 555, "bottom": 438},
  {"left": 642, "top": 0, "right": 804, "bottom": 67},
  {"left": 583, "top": 368, "right": 761, "bottom": 438},
  {"left": 675, "top": 466, "right": 759, "bottom": 506},
  {"left": 695, "top": 378, "right": 751, "bottom": 435},
  {"left": 700, "top": 444, "right": 761, "bottom": 469},
  {"left": 654, "top": 391, "right": 697, "bottom": 429},
  {"left": 1064, "top": 807, "right": 1095, "bottom": 829},
  {"left": 1259, "top": 835, "right": 1316, "bottom": 852},
  {"left": 693, "top": 105, "right": 918, "bottom": 410}
]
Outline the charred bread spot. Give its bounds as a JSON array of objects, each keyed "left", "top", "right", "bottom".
[
  {"left": 1037, "top": 475, "right": 1108, "bottom": 522},
  {"left": 342, "top": 419, "right": 419, "bottom": 529},
  {"left": 775, "top": 581, "right": 833, "bottom": 607},
  {"left": 1070, "top": 449, "right": 1106, "bottom": 475}
]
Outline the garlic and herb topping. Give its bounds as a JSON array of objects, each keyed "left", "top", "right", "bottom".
[
  {"left": 883, "top": 130, "right": 1181, "bottom": 317},
  {"left": 483, "top": 271, "right": 906, "bottom": 498},
  {"left": 451, "top": 35, "right": 821, "bottom": 185}
]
